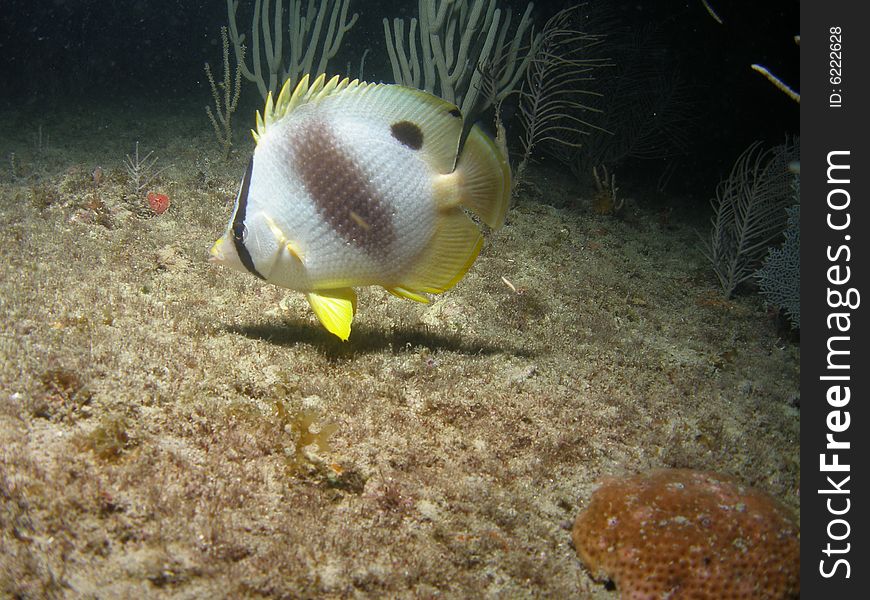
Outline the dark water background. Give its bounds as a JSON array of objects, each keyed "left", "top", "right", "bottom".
[{"left": 1, "top": 0, "right": 799, "bottom": 200}]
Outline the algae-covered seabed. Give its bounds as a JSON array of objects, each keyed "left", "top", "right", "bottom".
[{"left": 1, "top": 103, "right": 799, "bottom": 598}]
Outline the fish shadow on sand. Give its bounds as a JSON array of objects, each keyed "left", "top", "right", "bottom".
[{"left": 227, "top": 319, "right": 535, "bottom": 360}]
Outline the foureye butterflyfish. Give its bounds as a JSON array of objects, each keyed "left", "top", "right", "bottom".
[{"left": 210, "top": 74, "right": 511, "bottom": 340}]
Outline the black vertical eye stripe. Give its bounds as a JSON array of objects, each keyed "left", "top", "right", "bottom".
[{"left": 232, "top": 157, "right": 265, "bottom": 279}]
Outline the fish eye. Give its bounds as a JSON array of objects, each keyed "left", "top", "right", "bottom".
[{"left": 232, "top": 222, "right": 247, "bottom": 243}]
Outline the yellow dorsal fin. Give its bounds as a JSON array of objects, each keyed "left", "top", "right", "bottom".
[
  {"left": 252, "top": 76, "right": 465, "bottom": 175},
  {"left": 306, "top": 288, "right": 357, "bottom": 341},
  {"left": 253, "top": 74, "right": 362, "bottom": 142}
]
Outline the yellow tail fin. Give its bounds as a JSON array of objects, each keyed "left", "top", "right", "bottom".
[{"left": 455, "top": 125, "right": 511, "bottom": 229}]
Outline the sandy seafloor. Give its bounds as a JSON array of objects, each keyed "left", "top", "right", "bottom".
[{"left": 0, "top": 99, "right": 799, "bottom": 598}]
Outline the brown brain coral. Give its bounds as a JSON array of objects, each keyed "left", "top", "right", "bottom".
[{"left": 571, "top": 469, "right": 799, "bottom": 599}]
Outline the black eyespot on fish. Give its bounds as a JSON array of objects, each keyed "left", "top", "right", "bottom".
[{"left": 390, "top": 120, "right": 423, "bottom": 151}]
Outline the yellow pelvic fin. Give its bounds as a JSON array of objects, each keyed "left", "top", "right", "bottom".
[
  {"left": 391, "top": 209, "right": 483, "bottom": 300},
  {"left": 306, "top": 288, "right": 358, "bottom": 341},
  {"left": 456, "top": 124, "right": 512, "bottom": 229}
]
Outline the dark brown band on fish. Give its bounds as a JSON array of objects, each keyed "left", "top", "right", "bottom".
[
  {"left": 232, "top": 158, "right": 265, "bottom": 279},
  {"left": 294, "top": 120, "right": 395, "bottom": 257},
  {"left": 391, "top": 120, "right": 423, "bottom": 150}
]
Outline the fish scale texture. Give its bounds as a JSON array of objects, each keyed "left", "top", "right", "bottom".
[
  {"left": 572, "top": 469, "right": 800, "bottom": 599},
  {"left": 256, "top": 113, "right": 435, "bottom": 286}
]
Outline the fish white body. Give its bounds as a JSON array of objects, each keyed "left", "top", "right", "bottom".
[
  {"left": 210, "top": 74, "right": 510, "bottom": 340},
  {"left": 246, "top": 101, "right": 436, "bottom": 289}
]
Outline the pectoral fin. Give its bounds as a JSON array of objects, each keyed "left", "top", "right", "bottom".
[{"left": 306, "top": 289, "right": 358, "bottom": 341}]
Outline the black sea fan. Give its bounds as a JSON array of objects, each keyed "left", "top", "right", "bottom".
[
  {"left": 513, "top": 5, "right": 607, "bottom": 189},
  {"left": 702, "top": 139, "right": 798, "bottom": 298}
]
